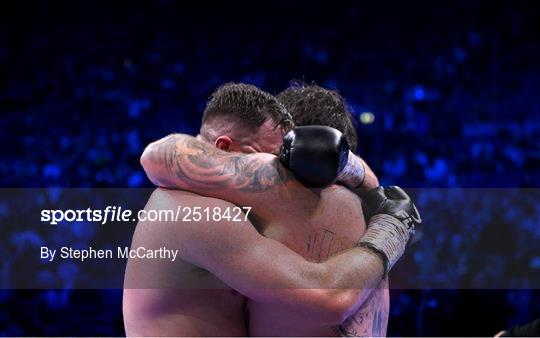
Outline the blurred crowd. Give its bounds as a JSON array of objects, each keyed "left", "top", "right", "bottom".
[{"left": 1, "top": 1, "right": 539, "bottom": 336}]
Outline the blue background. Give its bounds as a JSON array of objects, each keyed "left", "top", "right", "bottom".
[{"left": 1, "top": 1, "right": 540, "bottom": 336}]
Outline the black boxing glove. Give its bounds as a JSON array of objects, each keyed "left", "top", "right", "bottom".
[
  {"left": 279, "top": 125, "right": 350, "bottom": 188},
  {"left": 356, "top": 186, "right": 389, "bottom": 223},
  {"left": 356, "top": 186, "right": 421, "bottom": 273}
]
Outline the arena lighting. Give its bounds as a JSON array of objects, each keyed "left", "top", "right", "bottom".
[
  {"left": 414, "top": 86, "right": 425, "bottom": 100},
  {"left": 360, "top": 112, "right": 375, "bottom": 124},
  {"left": 6, "top": 2, "right": 540, "bottom": 336}
]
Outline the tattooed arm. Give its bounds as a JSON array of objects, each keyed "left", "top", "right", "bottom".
[
  {"left": 142, "top": 133, "right": 377, "bottom": 195},
  {"left": 141, "top": 133, "right": 313, "bottom": 221},
  {"left": 141, "top": 133, "right": 291, "bottom": 191}
]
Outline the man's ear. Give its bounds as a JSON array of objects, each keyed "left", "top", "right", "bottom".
[{"left": 215, "top": 136, "right": 232, "bottom": 151}]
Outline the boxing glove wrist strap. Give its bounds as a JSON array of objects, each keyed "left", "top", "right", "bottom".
[
  {"left": 357, "top": 214, "right": 411, "bottom": 273},
  {"left": 337, "top": 151, "right": 366, "bottom": 188}
]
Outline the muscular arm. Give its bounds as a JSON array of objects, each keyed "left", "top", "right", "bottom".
[
  {"left": 141, "top": 133, "right": 285, "bottom": 192},
  {"left": 140, "top": 133, "right": 307, "bottom": 221},
  {"left": 140, "top": 188, "right": 385, "bottom": 325},
  {"left": 141, "top": 133, "right": 377, "bottom": 201}
]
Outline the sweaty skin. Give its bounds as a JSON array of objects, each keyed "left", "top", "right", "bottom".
[
  {"left": 123, "top": 188, "right": 385, "bottom": 336},
  {"left": 138, "top": 133, "right": 390, "bottom": 336},
  {"left": 123, "top": 191, "right": 249, "bottom": 337},
  {"left": 248, "top": 184, "right": 389, "bottom": 336}
]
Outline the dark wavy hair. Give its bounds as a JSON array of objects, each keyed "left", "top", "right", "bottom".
[{"left": 277, "top": 81, "right": 358, "bottom": 152}]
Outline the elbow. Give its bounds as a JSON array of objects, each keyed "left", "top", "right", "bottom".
[
  {"left": 312, "top": 289, "right": 362, "bottom": 325},
  {"left": 140, "top": 143, "right": 161, "bottom": 186},
  {"left": 140, "top": 144, "right": 153, "bottom": 173},
  {"left": 372, "top": 174, "right": 380, "bottom": 187},
  {"left": 364, "top": 171, "right": 379, "bottom": 190},
  {"left": 366, "top": 167, "right": 379, "bottom": 188}
]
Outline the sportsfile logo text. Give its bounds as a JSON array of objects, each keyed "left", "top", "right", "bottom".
[{"left": 40, "top": 206, "right": 252, "bottom": 225}]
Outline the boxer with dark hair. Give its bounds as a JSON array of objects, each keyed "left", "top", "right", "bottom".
[
  {"left": 277, "top": 81, "right": 358, "bottom": 152},
  {"left": 125, "top": 83, "right": 420, "bottom": 336},
  {"left": 276, "top": 83, "right": 390, "bottom": 335},
  {"left": 277, "top": 82, "right": 379, "bottom": 190}
]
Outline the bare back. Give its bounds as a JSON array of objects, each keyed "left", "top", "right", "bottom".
[
  {"left": 248, "top": 185, "right": 390, "bottom": 337},
  {"left": 123, "top": 189, "right": 247, "bottom": 337}
]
